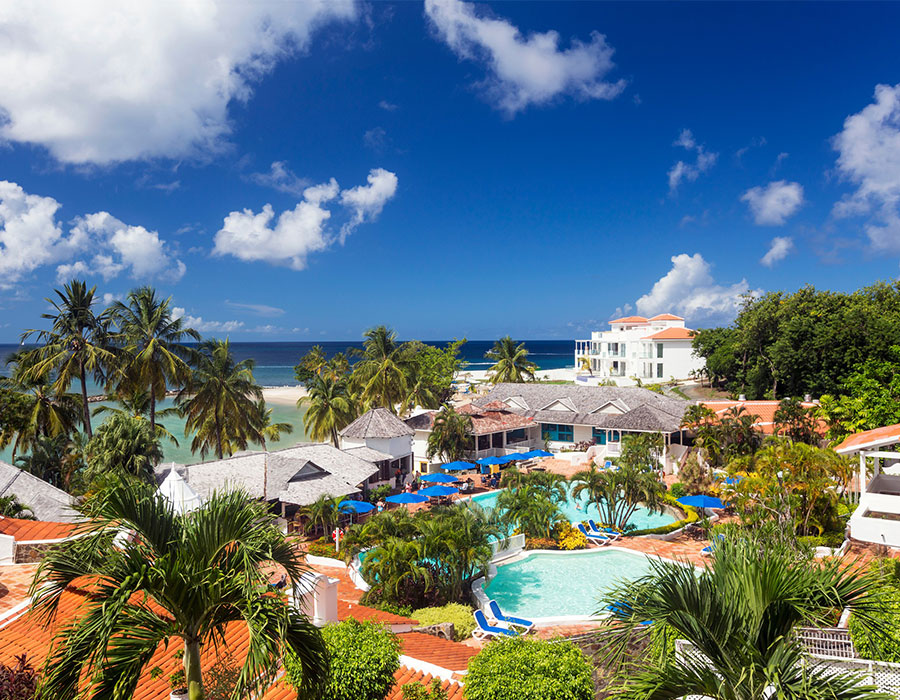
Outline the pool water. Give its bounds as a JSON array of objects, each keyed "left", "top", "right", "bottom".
[
  {"left": 483, "top": 549, "right": 657, "bottom": 619},
  {"left": 469, "top": 485, "right": 675, "bottom": 531}
]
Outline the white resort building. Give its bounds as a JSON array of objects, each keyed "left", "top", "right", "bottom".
[{"left": 573, "top": 313, "right": 705, "bottom": 386}]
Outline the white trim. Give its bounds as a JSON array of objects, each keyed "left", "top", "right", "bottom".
[
  {"left": 305, "top": 554, "right": 346, "bottom": 568},
  {"left": 398, "top": 655, "right": 464, "bottom": 681}
]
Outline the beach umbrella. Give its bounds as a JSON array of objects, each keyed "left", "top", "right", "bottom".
[
  {"left": 419, "top": 485, "right": 459, "bottom": 498},
  {"left": 504, "top": 452, "right": 528, "bottom": 461},
  {"left": 338, "top": 500, "right": 375, "bottom": 514},
  {"left": 522, "top": 449, "right": 553, "bottom": 458},
  {"left": 677, "top": 495, "right": 725, "bottom": 510},
  {"left": 443, "top": 460, "right": 476, "bottom": 471},
  {"left": 477, "top": 456, "right": 509, "bottom": 466},
  {"left": 420, "top": 473, "right": 459, "bottom": 484},
  {"left": 385, "top": 493, "right": 429, "bottom": 505}
]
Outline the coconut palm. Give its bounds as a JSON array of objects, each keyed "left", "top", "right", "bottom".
[
  {"left": 485, "top": 336, "right": 538, "bottom": 384},
  {"left": 22, "top": 280, "right": 116, "bottom": 439},
  {"left": 426, "top": 406, "right": 473, "bottom": 463},
  {"left": 300, "top": 374, "right": 356, "bottom": 448},
  {"left": 92, "top": 388, "right": 180, "bottom": 445},
  {"left": 84, "top": 413, "right": 163, "bottom": 484},
  {"left": 0, "top": 495, "right": 34, "bottom": 520},
  {"left": 14, "top": 434, "right": 75, "bottom": 489},
  {"left": 360, "top": 537, "right": 433, "bottom": 602},
  {"left": 572, "top": 463, "right": 665, "bottom": 531},
  {"left": 30, "top": 479, "right": 328, "bottom": 700},
  {"left": 178, "top": 339, "right": 262, "bottom": 460},
  {"left": 300, "top": 494, "right": 342, "bottom": 538},
  {"left": 250, "top": 399, "right": 294, "bottom": 450},
  {"left": 351, "top": 326, "right": 410, "bottom": 413},
  {"left": 599, "top": 538, "right": 891, "bottom": 700},
  {"left": 422, "top": 506, "right": 498, "bottom": 602},
  {"left": 496, "top": 484, "right": 565, "bottom": 539},
  {"left": 109, "top": 287, "right": 199, "bottom": 433}
]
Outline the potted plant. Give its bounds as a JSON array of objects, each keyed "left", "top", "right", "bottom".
[{"left": 169, "top": 668, "right": 188, "bottom": 700}]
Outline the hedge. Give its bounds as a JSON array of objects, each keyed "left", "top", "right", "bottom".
[
  {"left": 627, "top": 495, "right": 698, "bottom": 537},
  {"left": 411, "top": 603, "right": 476, "bottom": 641}
]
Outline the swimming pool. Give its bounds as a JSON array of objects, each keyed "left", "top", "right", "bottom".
[
  {"left": 480, "top": 548, "right": 658, "bottom": 621},
  {"left": 468, "top": 485, "right": 675, "bottom": 531}
]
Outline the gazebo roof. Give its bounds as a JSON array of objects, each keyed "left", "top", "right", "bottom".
[{"left": 341, "top": 407, "right": 414, "bottom": 439}]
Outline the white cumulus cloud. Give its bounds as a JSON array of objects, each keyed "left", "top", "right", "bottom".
[
  {"left": 172, "top": 307, "right": 244, "bottom": 334},
  {"left": 214, "top": 168, "right": 397, "bottom": 269},
  {"left": 760, "top": 236, "right": 794, "bottom": 267},
  {"left": 635, "top": 253, "right": 757, "bottom": 323},
  {"left": 832, "top": 83, "right": 900, "bottom": 251},
  {"left": 668, "top": 129, "right": 718, "bottom": 192},
  {"left": 741, "top": 180, "right": 804, "bottom": 225},
  {"left": 424, "top": 0, "right": 625, "bottom": 116},
  {"left": 0, "top": 1, "right": 356, "bottom": 164}
]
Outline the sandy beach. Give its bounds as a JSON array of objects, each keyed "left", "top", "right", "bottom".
[{"left": 262, "top": 385, "right": 308, "bottom": 406}]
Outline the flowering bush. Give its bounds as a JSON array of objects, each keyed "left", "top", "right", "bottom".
[
  {"left": 307, "top": 537, "right": 338, "bottom": 558},
  {"left": 555, "top": 522, "right": 588, "bottom": 550},
  {"left": 525, "top": 537, "right": 557, "bottom": 550}
]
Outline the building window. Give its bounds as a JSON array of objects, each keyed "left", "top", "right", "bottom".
[
  {"left": 506, "top": 428, "right": 526, "bottom": 444},
  {"left": 609, "top": 430, "right": 620, "bottom": 443},
  {"left": 541, "top": 423, "right": 574, "bottom": 442},
  {"left": 657, "top": 363, "right": 664, "bottom": 378},
  {"left": 592, "top": 428, "right": 607, "bottom": 445},
  {"left": 657, "top": 343, "right": 664, "bottom": 358}
]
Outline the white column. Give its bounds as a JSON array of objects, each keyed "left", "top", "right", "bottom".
[{"left": 859, "top": 453, "right": 867, "bottom": 497}]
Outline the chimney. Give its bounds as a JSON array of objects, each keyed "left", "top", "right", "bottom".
[{"left": 738, "top": 394, "right": 746, "bottom": 402}]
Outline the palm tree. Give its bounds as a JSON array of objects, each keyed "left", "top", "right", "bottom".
[
  {"left": 360, "top": 537, "right": 433, "bottom": 602},
  {"left": 30, "top": 479, "right": 327, "bottom": 700},
  {"left": 351, "top": 326, "right": 410, "bottom": 413},
  {"left": 92, "top": 388, "right": 181, "bottom": 445},
  {"left": 599, "top": 538, "right": 891, "bottom": 700},
  {"left": 496, "top": 484, "right": 565, "bottom": 539},
  {"left": 178, "top": 339, "right": 262, "bottom": 460},
  {"left": 422, "top": 506, "right": 498, "bottom": 602},
  {"left": 426, "top": 406, "right": 473, "bottom": 463},
  {"left": 110, "top": 287, "right": 199, "bottom": 433},
  {"left": 14, "top": 434, "right": 71, "bottom": 488},
  {"left": 22, "top": 280, "right": 116, "bottom": 439},
  {"left": 571, "top": 463, "right": 665, "bottom": 531},
  {"left": 485, "top": 337, "right": 538, "bottom": 384},
  {"left": 0, "top": 495, "right": 34, "bottom": 520},
  {"left": 300, "top": 494, "right": 342, "bottom": 538},
  {"left": 250, "top": 399, "right": 294, "bottom": 450},
  {"left": 84, "top": 413, "right": 163, "bottom": 484},
  {"left": 300, "top": 374, "right": 355, "bottom": 448}
]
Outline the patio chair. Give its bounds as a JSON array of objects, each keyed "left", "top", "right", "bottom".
[
  {"left": 488, "top": 600, "right": 534, "bottom": 633},
  {"left": 588, "top": 520, "right": 621, "bottom": 542},
  {"left": 472, "top": 609, "right": 518, "bottom": 640},
  {"left": 577, "top": 522, "right": 612, "bottom": 545},
  {"left": 701, "top": 533, "right": 726, "bottom": 556}
]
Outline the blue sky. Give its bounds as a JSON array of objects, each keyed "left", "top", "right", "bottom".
[{"left": 2, "top": 1, "right": 900, "bottom": 341}]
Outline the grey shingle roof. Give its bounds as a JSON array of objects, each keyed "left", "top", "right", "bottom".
[
  {"left": 155, "top": 444, "right": 379, "bottom": 507},
  {"left": 474, "top": 384, "right": 689, "bottom": 433},
  {"left": 343, "top": 446, "right": 393, "bottom": 462},
  {"left": 341, "top": 408, "right": 414, "bottom": 439},
  {"left": 0, "top": 461, "right": 76, "bottom": 521}
]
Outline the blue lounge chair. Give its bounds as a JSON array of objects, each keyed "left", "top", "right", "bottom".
[
  {"left": 472, "top": 609, "right": 518, "bottom": 640},
  {"left": 577, "top": 522, "right": 612, "bottom": 545},
  {"left": 606, "top": 602, "right": 652, "bottom": 626},
  {"left": 701, "top": 533, "right": 726, "bottom": 556},
  {"left": 588, "top": 520, "right": 621, "bottom": 541},
  {"left": 488, "top": 600, "right": 534, "bottom": 633}
]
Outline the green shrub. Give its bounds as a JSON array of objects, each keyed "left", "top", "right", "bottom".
[
  {"left": 464, "top": 637, "right": 593, "bottom": 700},
  {"left": 285, "top": 619, "right": 400, "bottom": 700},
  {"left": 669, "top": 482, "right": 686, "bottom": 498},
  {"left": 403, "top": 678, "right": 448, "bottom": 699},
  {"left": 525, "top": 537, "right": 557, "bottom": 550},
  {"left": 849, "top": 559, "right": 900, "bottom": 662},
  {"left": 411, "top": 603, "right": 476, "bottom": 641},
  {"left": 627, "top": 496, "right": 698, "bottom": 537},
  {"left": 797, "top": 531, "right": 846, "bottom": 550},
  {"left": 307, "top": 537, "right": 338, "bottom": 558}
]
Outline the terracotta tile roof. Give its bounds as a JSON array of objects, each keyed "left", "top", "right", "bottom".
[
  {"left": 397, "top": 632, "right": 478, "bottom": 672},
  {"left": 0, "top": 564, "right": 38, "bottom": 618},
  {"left": 610, "top": 315, "right": 648, "bottom": 324},
  {"left": 261, "top": 666, "right": 465, "bottom": 700},
  {"left": 642, "top": 327, "right": 695, "bottom": 340},
  {"left": 406, "top": 403, "right": 534, "bottom": 436},
  {"left": 835, "top": 423, "right": 900, "bottom": 454},
  {"left": 649, "top": 313, "right": 684, "bottom": 321},
  {"left": 337, "top": 600, "right": 418, "bottom": 625},
  {"left": 699, "top": 400, "right": 825, "bottom": 436},
  {"left": 0, "top": 516, "right": 77, "bottom": 542}
]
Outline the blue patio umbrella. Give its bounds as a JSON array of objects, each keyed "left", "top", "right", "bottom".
[
  {"left": 677, "top": 495, "right": 725, "bottom": 509},
  {"left": 504, "top": 452, "right": 528, "bottom": 461},
  {"left": 338, "top": 500, "right": 375, "bottom": 514},
  {"left": 477, "top": 456, "right": 510, "bottom": 466},
  {"left": 420, "top": 473, "right": 459, "bottom": 484},
  {"left": 418, "top": 485, "right": 460, "bottom": 498},
  {"left": 385, "top": 493, "right": 429, "bottom": 505},
  {"left": 718, "top": 475, "right": 743, "bottom": 486},
  {"left": 443, "top": 460, "right": 476, "bottom": 471},
  {"left": 522, "top": 449, "right": 553, "bottom": 458}
]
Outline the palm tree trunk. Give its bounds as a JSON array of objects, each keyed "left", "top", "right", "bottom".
[
  {"left": 150, "top": 383, "right": 157, "bottom": 434},
  {"left": 215, "top": 403, "right": 223, "bottom": 460},
  {"left": 79, "top": 362, "right": 92, "bottom": 439},
  {"left": 184, "top": 638, "right": 204, "bottom": 700},
  {"left": 331, "top": 426, "right": 339, "bottom": 448}
]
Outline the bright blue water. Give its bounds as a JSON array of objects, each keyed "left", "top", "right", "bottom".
[
  {"left": 483, "top": 549, "right": 657, "bottom": 619},
  {"left": 0, "top": 339, "right": 575, "bottom": 388},
  {"left": 469, "top": 485, "right": 675, "bottom": 531}
]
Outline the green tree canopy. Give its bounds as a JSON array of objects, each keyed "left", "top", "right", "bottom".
[
  {"left": 84, "top": 413, "right": 163, "bottom": 484},
  {"left": 426, "top": 406, "right": 473, "bottom": 463},
  {"left": 485, "top": 337, "right": 538, "bottom": 384}
]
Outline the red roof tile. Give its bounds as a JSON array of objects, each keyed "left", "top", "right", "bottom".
[
  {"left": 610, "top": 316, "right": 648, "bottom": 324},
  {"left": 835, "top": 423, "right": 900, "bottom": 453},
  {"left": 699, "top": 400, "right": 825, "bottom": 436},
  {"left": 649, "top": 313, "right": 684, "bottom": 321},
  {"left": 642, "top": 327, "right": 695, "bottom": 340},
  {"left": 338, "top": 600, "right": 417, "bottom": 625},
  {"left": 397, "top": 632, "right": 478, "bottom": 672},
  {"left": 0, "top": 564, "right": 38, "bottom": 618},
  {"left": 456, "top": 403, "right": 534, "bottom": 436},
  {"left": 0, "top": 517, "right": 76, "bottom": 542}
]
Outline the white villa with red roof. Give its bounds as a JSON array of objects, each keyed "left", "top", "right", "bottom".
[{"left": 574, "top": 313, "right": 705, "bottom": 386}]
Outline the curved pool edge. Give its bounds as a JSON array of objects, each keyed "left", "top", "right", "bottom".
[{"left": 471, "top": 546, "right": 686, "bottom": 627}]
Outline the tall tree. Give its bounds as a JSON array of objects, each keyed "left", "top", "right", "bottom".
[
  {"left": 599, "top": 538, "right": 891, "bottom": 700},
  {"left": 84, "top": 413, "right": 163, "bottom": 484},
  {"left": 570, "top": 462, "right": 665, "bottom": 531},
  {"left": 250, "top": 399, "right": 294, "bottom": 451},
  {"left": 177, "top": 339, "right": 262, "bottom": 459},
  {"left": 351, "top": 326, "right": 410, "bottom": 412},
  {"left": 110, "top": 287, "right": 199, "bottom": 433},
  {"left": 300, "top": 374, "right": 356, "bottom": 448},
  {"left": 426, "top": 406, "right": 473, "bottom": 463},
  {"left": 485, "top": 337, "right": 538, "bottom": 384},
  {"left": 293, "top": 345, "right": 328, "bottom": 385},
  {"left": 92, "top": 388, "right": 181, "bottom": 445},
  {"left": 22, "top": 280, "right": 115, "bottom": 439},
  {"left": 31, "top": 479, "right": 328, "bottom": 700}
]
